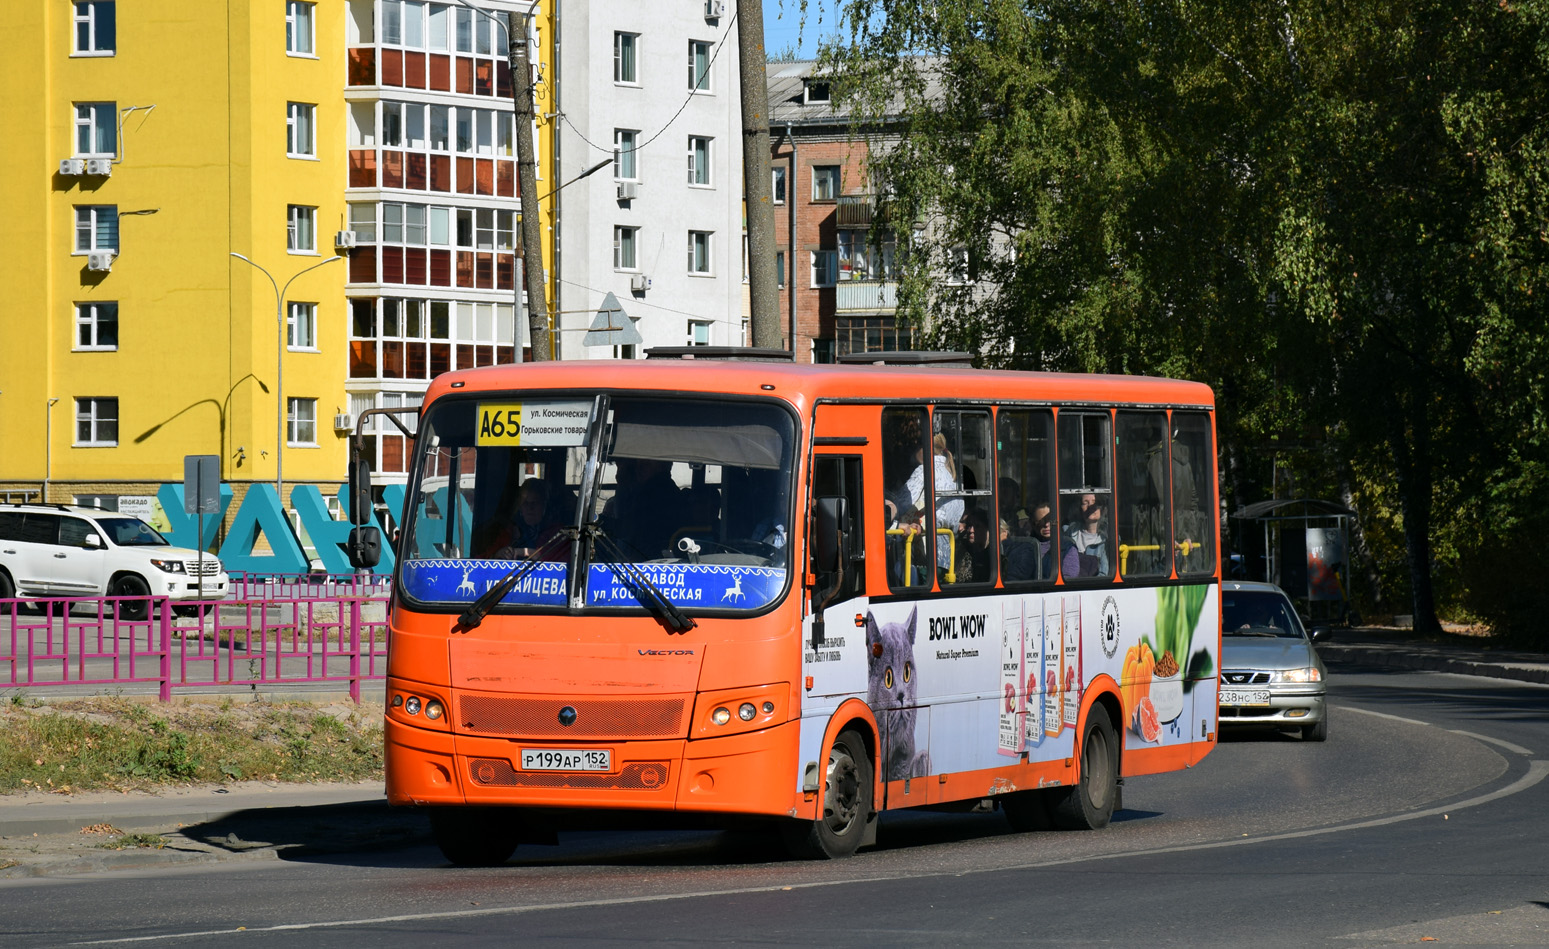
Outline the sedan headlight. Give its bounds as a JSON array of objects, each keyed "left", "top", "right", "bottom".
[
  {"left": 1279, "top": 667, "right": 1322, "bottom": 683},
  {"left": 150, "top": 559, "right": 186, "bottom": 574}
]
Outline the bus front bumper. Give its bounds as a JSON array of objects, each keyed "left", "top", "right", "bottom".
[{"left": 385, "top": 716, "right": 801, "bottom": 818}]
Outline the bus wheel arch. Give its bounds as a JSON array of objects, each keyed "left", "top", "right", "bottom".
[{"left": 783, "top": 702, "right": 879, "bottom": 859}]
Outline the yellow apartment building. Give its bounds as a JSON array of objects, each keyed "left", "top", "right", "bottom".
[{"left": 0, "top": 0, "right": 556, "bottom": 524}]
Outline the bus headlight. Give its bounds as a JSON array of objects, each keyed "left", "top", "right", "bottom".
[
  {"left": 405, "top": 696, "right": 422, "bottom": 715},
  {"left": 425, "top": 700, "right": 444, "bottom": 721},
  {"left": 712, "top": 707, "right": 732, "bottom": 726},
  {"left": 738, "top": 703, "right": 757, "bottom": 722}
]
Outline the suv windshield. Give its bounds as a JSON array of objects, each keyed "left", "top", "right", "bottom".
[
  {"left": 96, "top": 517, "right": 170, "bottom": 547},
  {"left": 398, "top": 394, "right": 795, "bottom": 613},
  {"left": 1222, "top": 591, "right": 1306, "bottom": 639}
]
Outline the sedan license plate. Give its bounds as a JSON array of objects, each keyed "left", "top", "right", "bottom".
[
  {"left": 1220, "top": 689, "right": 1271, "bottom": 707},
  {"left": 521, "top": 749, "right": 611, "bottom": 772}
]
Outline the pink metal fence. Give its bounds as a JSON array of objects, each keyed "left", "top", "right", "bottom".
[{"left": 0, "top": 591, "right": 391, "bottom": 703}]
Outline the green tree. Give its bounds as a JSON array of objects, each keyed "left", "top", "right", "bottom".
[{"left": 824, "top": 0, "right": 1549, "bottom": 638}]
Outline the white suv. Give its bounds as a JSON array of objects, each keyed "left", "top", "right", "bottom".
[{"left": 0, "top": 504, "right": 229, "bottom": 616}]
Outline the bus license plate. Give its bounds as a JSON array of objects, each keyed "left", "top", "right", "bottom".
[
  {"left": 521, "top": 749, "right": 611, "bottom": 772},
  {"left": 1220, "top": 689, "right": 1271, "bottom": 707}
]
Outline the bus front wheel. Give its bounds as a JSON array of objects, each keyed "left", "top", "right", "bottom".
[
  {"left": 430, "top": 808, "right": 519, "bottom": 867},
  {"left": 1049, "top": 703, "right": 1118, "bottom": 831},
  {"left": 782, "top": 728, "right": 874, "bottom": 859}
]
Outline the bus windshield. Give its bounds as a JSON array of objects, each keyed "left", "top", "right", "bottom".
[{"left": 398, "top": 394, "right": 795, "bottom": 613}]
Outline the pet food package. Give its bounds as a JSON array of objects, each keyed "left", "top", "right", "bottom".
[
  {"left": 1023, "top": 598, "right": 1045, "bottom": 748},
  {"left": 998, "top": 599, "right": 1023, "bottom": 756},
  {"left": 1043, "top": 597, "right": 1063, "bottom": 738},
  {"left": 1062, "top": 595, "right": 1082, "bottom": 731}
]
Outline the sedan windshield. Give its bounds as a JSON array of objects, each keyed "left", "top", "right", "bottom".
[
  {"left": 398, "top": 394, "right": 795, "bottom": 613},
  {"left": 97, "top": 517, "right": 170, "bottom": 547},
  {"left": 1222, "top": 591, "right": 1306, "bottom": 638}
]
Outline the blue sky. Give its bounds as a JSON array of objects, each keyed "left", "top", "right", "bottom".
[{"left": 762, "top": 0, "right": 844, "bottom": 61}]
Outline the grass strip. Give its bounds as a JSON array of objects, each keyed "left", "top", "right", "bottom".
[{"left": 0, "top": 696, "right": 383, "bottom": 793}]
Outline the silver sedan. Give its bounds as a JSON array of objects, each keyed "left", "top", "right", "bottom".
[{"left": 1218, "top": 581, "right": 1329, "bottom": 741}]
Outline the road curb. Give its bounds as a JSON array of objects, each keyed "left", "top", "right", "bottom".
[{"left": 1319, "top": 643, "right": 1549, "bottom": 685}]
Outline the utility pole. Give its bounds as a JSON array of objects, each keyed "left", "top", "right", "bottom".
[
  {"left": 737, "top": 0, "right": 782, "bottom": 351},
  {"left": 509, "top": 9, "right": 553, "bottom": 360}
]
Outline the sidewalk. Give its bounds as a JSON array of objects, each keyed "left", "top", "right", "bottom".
[{"left": 1316, "top": 626, "right": 1549, "bottom": 685}]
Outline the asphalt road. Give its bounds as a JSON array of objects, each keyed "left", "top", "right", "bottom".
[{"left": 2, "top": 659, "right": 1547, "bottom": 948}]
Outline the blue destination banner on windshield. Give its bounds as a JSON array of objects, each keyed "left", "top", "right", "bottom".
[
  {"left": 401, "top": 559, "right": 569, "bottom": 606},
  {"left": 399, "top": 559, "right": 786, "bottom": 610},
  {"left": 587, "top": 564, "right": 785, "bottom": 610}
]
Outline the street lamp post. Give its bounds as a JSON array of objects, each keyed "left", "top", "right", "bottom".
[
  {"left": 229, "top": 253, "right": 342, "bottom": 504},
  {"left": 446, "top": 0, "right": 550, "bottom": 360}
]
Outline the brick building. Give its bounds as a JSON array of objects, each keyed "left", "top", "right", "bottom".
[{"left": 767, "top": 61, "right": 914, "bottom": 363}]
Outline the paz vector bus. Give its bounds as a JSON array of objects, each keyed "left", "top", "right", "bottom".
[{"left": 343, "top": 349, "right": 1222, "bottom": 864}]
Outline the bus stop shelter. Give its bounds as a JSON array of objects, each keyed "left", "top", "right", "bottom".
[{"left": 1229, "top": 498, "right": 1356, "bottom": 625}]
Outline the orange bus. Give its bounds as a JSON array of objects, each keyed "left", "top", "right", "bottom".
[{"left": 351, "top": 352, "right": 1221, "bottom": 864}]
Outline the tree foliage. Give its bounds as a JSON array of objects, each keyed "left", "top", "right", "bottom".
[{"left": 823, "top": 0, "right": 1549, "bottom": 638}]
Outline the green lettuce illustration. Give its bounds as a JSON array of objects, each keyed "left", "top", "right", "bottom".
[{"left": 1143, "top": 585, "right": 1215, "bottom": 693}]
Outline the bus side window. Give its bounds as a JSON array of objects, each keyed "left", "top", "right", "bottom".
[
  {"left": 996, "top": 409, "right": 1057, "bottom": 582},
  {"left": 1057, "top": 411, "right": 1114, "bottom": 581},
  {"left": 1171, "top": 413, "right": 1216, "bottom": 576},
  {"left": 881, "top": 407, "right": 933, "bottom": 591},
  {"left": 811, "top": 455, "right": 865, "bottom": 603},
  {"left": 1116, "top": 411, "right": 1171, "bottom": 579},
  {"left": 937, "top": 409, "right": 994, "bottom": 586}
]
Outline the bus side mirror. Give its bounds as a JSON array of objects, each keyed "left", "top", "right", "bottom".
[
  {"left": 347, "top": 526, "right": 382, "bottom": 569},
  {"left": 348, "top": 456, "right": 374, "bottom": 526},
  {"left": 813, "top": 496, "right": 847, "bottom": 576}
]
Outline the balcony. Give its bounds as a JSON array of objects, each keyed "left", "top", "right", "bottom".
[{"left": 835, "top": 279, "right": 898, "bottom": 315}]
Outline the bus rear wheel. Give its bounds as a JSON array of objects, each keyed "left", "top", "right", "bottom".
[
  {"left": 430, "top": 808, "right": 519, "bottom": 867},
  {"left": 1050, "top": 703, "right": 1118, "bottom": 831},
  {"left": 782, "top": 728, "right": 873, "bottom": 859}
]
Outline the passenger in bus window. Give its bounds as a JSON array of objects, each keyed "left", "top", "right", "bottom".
[
  {"left": 493, "top": 478, "right": 563, "bottom": 559},
  {"left": 1029, "top": 502, "right": 1056, "bottom": 579},
  {"left": 907, "top": 435, "right": 962, "bottom": 569},
  {"left": 1062, "top": 493, "right": 1110, "bottom": 578},
  {"left": 999, "top": 517, "right": 1037, "bottom": 582},
  {"left": 955, "top": 507, "right": 994, "bottom": 582},
  {"left": 604, "top": 458, "right": 683, "bottom": 559}
]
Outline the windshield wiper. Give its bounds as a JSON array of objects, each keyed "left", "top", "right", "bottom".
[
  {"left": 588, "top": 526, "right": 697, "bottom": 634},
  {"left": 456, "top": 530, "right": 574, "bottom": 632}
]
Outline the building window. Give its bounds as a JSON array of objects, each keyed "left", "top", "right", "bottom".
[
  {"left": 75, "top": 302, "right": 119, "bottom": 351},
  {"left": 349, "top": 203, "right": 377, "bottom": 243},
  {"left": 287, "top": 302, "right": 317, "bottom": 350},
  {"left": 688, "top": 40, "right": 711, "bottom": 92},
  {"left": 688, "top": 321, "right": 712, "bottom": 346},
  {"left": 73, "top": 2, "right": 116, "bottom": 56},
  {"left": 74, "top": 397, "right": 118, "bottom": 447},
  {"left": 287, "top": 398, "right": 317, "bottom": 446},
  {"left": 812, "top": 165, "right": 840, "bottom": 202},
  {"left": 286, "top": 1, "right": 315, "bottom": 55},
  {"left": 287, "top": 103, "right": 315, "bottom": 157},
  {"left": 688, "top": 230, "right": 712, "bottom": 275},
  {"left": 772, "top": 166, "right": 786, "bottom": 204},
  {"left": 837, "top": 316, "right": 915, "bottom": 357},
  {"left": 775, "top": 251, "right": 785, "bottom": 289},
  {"left": 613, "top": 343, "right": 637, "bottom": 360},
  {"left": 74, "top": 103, "right": 116, "bottom": 158},
  {"left": 687, "top": 136, "right": 712, "bottom": 186},
  {"left": 614, "top": 129, "right": 638, "bottom": 180},
  {"left": 805, "top": 80, "right": 831, "bottom": 104},
  {"left": 811, "top": 249, "right": 837, "bottom": 287},
  {"left": 614, "top": 226, "right": 639, "bottom": 270},
  {"left": 74, "top": 206, "right": 118, "bottom": 253},
  {"left": 288, "top": 205, "right": 316, "bottom": 253},
  {"left": 614, "top": 32, "right": 638, "bottom": 84}
]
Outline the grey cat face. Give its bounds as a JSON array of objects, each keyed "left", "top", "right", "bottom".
[{"left": 867, "top": 606, "right": 918, "bottom": 710}]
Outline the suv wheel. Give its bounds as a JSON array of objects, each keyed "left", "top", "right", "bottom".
[{"left": 110, "top": 575, "right": 152, "bottom": 620}]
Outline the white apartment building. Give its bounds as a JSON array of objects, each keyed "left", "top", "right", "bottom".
[{"left": 554, "top": 2, "right": 747, "bottom": 356}]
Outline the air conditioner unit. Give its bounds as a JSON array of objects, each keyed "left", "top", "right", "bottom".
[
  {"left": 333, "top": 413, "right": 354, "bottom": 432},
  {"left": 335, "top": 230, "right": 358, "bottom": 249},
  {"left": 617, "top": 180, "right": 639, "bottom": 201},
  {"left": 59, "top": 159, "right": 85, "bottom": 176},
  {"left": 630, "top": 273, "right": 651, "bottom": 292},
  {"left": 86, "top": 252, "right": 114, "bottom": 272},
  {"left": 706, "top": 0, "right": 725, "bottom": 17},
  {"left": 85, "top": 158, "right": 113, "bottom": 176}
]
